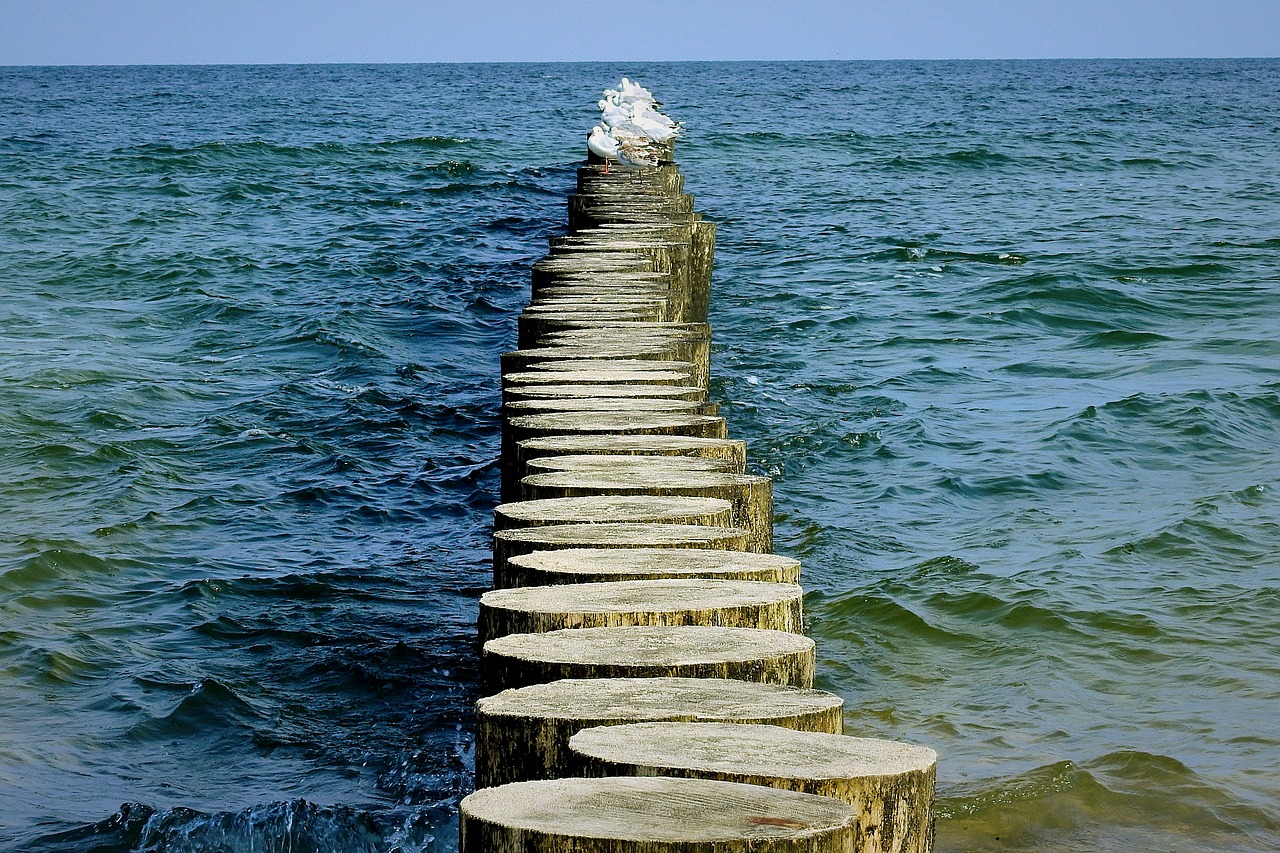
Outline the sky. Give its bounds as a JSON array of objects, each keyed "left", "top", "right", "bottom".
[{"left": 2, "top": 0, "right": 1278, "bottom": 65}]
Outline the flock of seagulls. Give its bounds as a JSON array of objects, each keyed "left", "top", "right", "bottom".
[{"left": 586, "top": 78, "right": 681, "bottom": 171}]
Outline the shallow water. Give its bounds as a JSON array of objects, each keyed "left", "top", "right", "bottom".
[{"left": 1, "top": 60, "right": 1277, "bottom": 852}]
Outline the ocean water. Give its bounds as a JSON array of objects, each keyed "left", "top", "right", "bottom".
[{"left": 0, "top": 60, "right": 1277, "bottom": 852}]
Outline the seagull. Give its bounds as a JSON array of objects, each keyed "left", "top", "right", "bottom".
[
  {"left": 587, "top": 124, "right": 621, "bottom": 172},
  {"left": 589, "top": 79, "right": 677, "bottom": 169}
]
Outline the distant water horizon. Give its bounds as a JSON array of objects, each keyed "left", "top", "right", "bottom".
[
  {"left": 5, "top": 55, "right": 1280, "bottom": 67},
  {"left": 1, "top": 59, "right": 1277, "bottom": 852}
]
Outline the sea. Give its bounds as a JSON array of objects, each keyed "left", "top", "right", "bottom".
[{"left": 0, "top": 60, "right": 1277, "bottom": 852}]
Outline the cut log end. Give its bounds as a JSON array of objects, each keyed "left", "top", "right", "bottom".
[
  {"left": 481, "top": 625, "right": 815, "bottom": 693},
  {"left": 460, "top": 776, "right": 858, "bottom": 852},
  {"left": 568, "top": 723, "right": 938, "bottom": 853},
  {"left": 473, "top": 676, "right": 844, "bottom": 788},
  {"left": 501, "top": 546, "right": 800, "bottom": 587},
  {"left": 477, "top": 578, "right": 805, "bottom": 640}
]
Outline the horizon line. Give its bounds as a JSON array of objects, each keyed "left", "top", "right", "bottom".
[{"left": 3, "top": 55, "right": 1279, "bottom": 69}]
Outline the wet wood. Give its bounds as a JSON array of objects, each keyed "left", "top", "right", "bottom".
[
  {"left": 569, "top": 722, "right": 938, "bottom": 853},
  {"left": 459, "top": 776, "right": 858, "bottom": 853},
  {"left": 477, "top": 578, "right": 805, "bottom": 641},
  {"left": 474, "top": 676, "right": 842, "bottom": 787}
]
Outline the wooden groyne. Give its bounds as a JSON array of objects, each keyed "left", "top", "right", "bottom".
[{"left": 460, "top": 90, "right": 937, "bottom": 853}]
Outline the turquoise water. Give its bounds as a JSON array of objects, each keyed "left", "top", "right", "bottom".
[{"left": 1, "top": 60, "right": 1278, "bottom": 851}]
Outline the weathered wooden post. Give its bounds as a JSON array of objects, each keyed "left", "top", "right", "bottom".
[
  {"left": 460, "top": 81, "right": 938, "bottom": 853},
  {"left": 474, "top": 677, "right": 842, "bottom": 787},
  {"left": 570, "top": 723, "right": 938, "bottom": 853}
]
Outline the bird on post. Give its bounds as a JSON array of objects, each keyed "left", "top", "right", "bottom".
[
  {"left": 588, "top": 79, "right": 679, "bottom": 171},
  {"left": 587, "top": 124, "right": 620, "bottom": 173}
]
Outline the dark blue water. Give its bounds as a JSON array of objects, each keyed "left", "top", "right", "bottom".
[{"left": 1, "top": 60, "right": 1277, "bottom": 852}]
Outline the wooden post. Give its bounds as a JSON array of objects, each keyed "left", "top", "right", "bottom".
[
  {"left": 474, "top": 676, "right": 842, "bottom": 787},
  {"left": 481, "top": 624, "right": 815, "bottom": 693},
  {"left": 460, "top": 776, "right": 859, "bottom": 853},
  {"left": 569, "top": 722, "right": 938, "bottom": 853},
  {"left": 498, "top": 547, "right": 800, "bottom": 588},
  {"left": 477, "top": 578, "right": 805, "bottom": 641},
  {"left": 521, "top": 469, "right": 773, "bottom": 553},
  {"left": 501, "top": 412, "right": 728, "bottom": 501},
  {"left": 492, "top": 522, "right": 749, "bottom": 582},
  {"left": 494, "top": 495, "right": 733, "bottom": 531},
  {"left": 515, "top": 435, "right": 746, "bottom": 478}
]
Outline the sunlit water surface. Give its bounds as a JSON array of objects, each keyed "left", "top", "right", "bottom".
[{"left": 1, "top": 60, "right": 1277, "bottom": 852}]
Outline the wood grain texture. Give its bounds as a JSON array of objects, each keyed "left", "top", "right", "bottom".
[
  {"left": 460, "top": 776, "right": 858, "bottom": 853},
  {"left": 499, "top": 547, "right": 799, "bottom": 588},
  {"left": 570, "top": 722, "right": 938, "bottom": 853},
  {"left": 477, "top": 578, "right": 804, "bottom": 641},
  {"left": 474, "top": 676, "right": 842, "bottom": 787},
  {"left": 480, "top": 625, "right": 815, "bottom": 693}
]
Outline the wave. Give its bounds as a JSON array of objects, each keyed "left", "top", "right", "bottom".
[
  {"left": 938, "top": 752, "right": 1280, "bottom": 852},
  {"left": 22, "top": 800, "right": 412, "bottom": 853},
  {"left": 124, "top": 678, "right": 266, "bottom": 743},
  {"left": 884, "top": 147, "right": 1015, "bottom": 170}
]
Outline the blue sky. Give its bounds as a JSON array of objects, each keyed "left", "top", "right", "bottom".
[{"left": 3, "top": 0, "right": 1278, "bottom": 65}]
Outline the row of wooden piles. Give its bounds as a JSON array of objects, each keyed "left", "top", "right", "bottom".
[{"left": 458, "top": 144, "right": 938, "bottom": 852}]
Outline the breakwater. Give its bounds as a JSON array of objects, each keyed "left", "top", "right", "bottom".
[{"left": 461, "top": 108, "right": 938, "bottom": 851}]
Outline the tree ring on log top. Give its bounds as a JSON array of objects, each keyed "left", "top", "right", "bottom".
[
  {"left": 459, "top": 776, "right": 858, "bottom": 852},
  {"left": 569, "top": 722, "right": 939, "bottom": 853},
  {"left": 477, "top": 578, "right": 805, "bottom": 640},
  {"left": 515, "top": 435, "right": 745, "bottom": 476},
  {"left": 492, "top": 523, "right": 750, "bottom": 583},
  {"left": 473, "top": 676, "right": 842, "bottom": 788},
  {"left": 504, "top": 369, "right": 693, "bottom": 386},
  {"left": 480, "top": 624, "right": 815, "bottom": 693},
  {"left": 519, "top": 358, "right": 694, "bottom": 374},
  {"left": 523, "top": 454, "right": 735, "bottom": 475},
  {"left": 504, "top": 384, "right": 706, "bottom": 401},
  {"left": 499, "top": 546, "right": 799, "bottom": 588},
  {"left": 493, "top": 495, "right": 733, "bottom": 531},
  {"left": 520, "top": 469, "right": 770, "bottom": 552}
]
